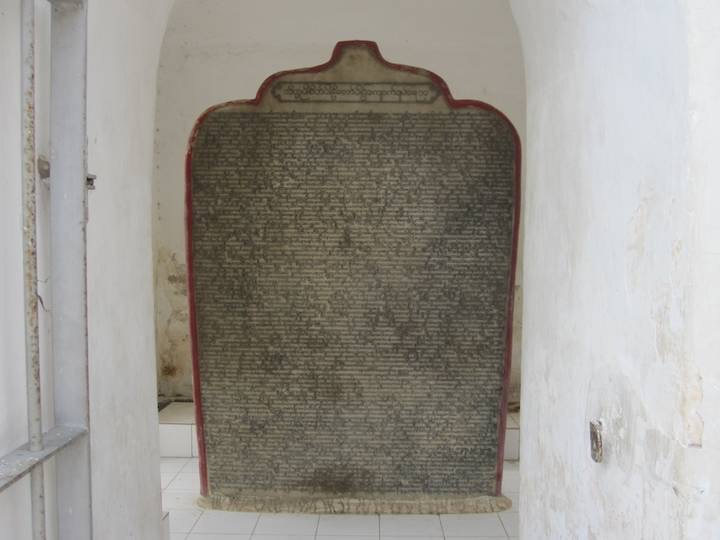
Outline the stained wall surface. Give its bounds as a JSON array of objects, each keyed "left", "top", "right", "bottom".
[
  {"left": 1, "top": 1, "right": 56, "bottom": 538},
  {"left": 153, "top": 0, "right": 526, "bottom": 402},
  {"left": 511, "top": 1, "right": 720, "bottom": 538},
  {"left": 1, "top": 0, "right": 38, "bottom": 537},
  {"left": 683, "top": 1, "right": 720, "bottom": 536}
]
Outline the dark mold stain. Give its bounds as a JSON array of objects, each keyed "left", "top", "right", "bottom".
[
  {"left": 161, "top": 364, "right": 179, "bottom": 377},
  {"left": 305, "top": 467, "right": 374, "bottom": 494}
]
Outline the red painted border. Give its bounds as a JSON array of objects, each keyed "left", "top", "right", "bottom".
[{"left": 185, "top": 40, "right": 521, "bottom": 499}]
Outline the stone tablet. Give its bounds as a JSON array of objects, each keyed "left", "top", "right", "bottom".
[{"left": 187, "top": 41, "right": 520, "bottom": 513}]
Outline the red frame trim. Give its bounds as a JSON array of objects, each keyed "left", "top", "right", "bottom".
[{"left": 185, "top": 40, "right": 521, "bottom": 498}]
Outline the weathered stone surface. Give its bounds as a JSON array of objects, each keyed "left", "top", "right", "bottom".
[
  {"left": 188, "top": 42, "right": 517, "bottom": 511},
  {"left": 198, "top": 492, "right": 512, "bottom": 514}
]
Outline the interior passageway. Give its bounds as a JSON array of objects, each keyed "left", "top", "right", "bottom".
[{"left": 4, "top": 1, "right": 719, "bottom": 539}]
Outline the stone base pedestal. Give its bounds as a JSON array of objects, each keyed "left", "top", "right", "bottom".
[{"left": 198, "top": 491, "right": 512, "bottom": 514}]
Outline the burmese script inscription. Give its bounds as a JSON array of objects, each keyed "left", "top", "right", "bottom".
[{"left": 189, "top": 43, "right": 517, "bottom": 508}]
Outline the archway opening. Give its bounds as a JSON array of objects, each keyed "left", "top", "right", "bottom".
[{"left": 152, "top": 0, "right": 525, "bottom": 529}]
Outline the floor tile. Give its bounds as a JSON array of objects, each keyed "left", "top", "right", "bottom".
[
  {"left": 169, "top": 508, "right": 203, "bottom": 533},
  {"left": 188, "top": 535, "right": 251, "bottom": 540},
  {"left": 162, "top": 458, "right": 191, "bottom": 473},
  {"left": 440, "top": 514, "right": 506, "bottom": 537},
  {"left": 380, "top": 536, "right": 443, "bottom": 540},
  {"left": 254, "top": 513, "right": 319, "bottom": 535},
  {"left": 170, "top": 534, "right": 187, "bottom": 540},
  {"left": 499, "top": 513, "right": 518, "bottom": 537},
  {"left": 163, "top": 491, "right": 202, "bottom": 510},
  {"left": 160, "top": 424, "right": 193, "bottom": 457},
  {"left": 379, "top": 515, "right": 443, "bottom": 537},
  {"left": 504, "top": 430, "right": 519, "bottom": 461},
  {"left": 249, "top": 535, "right": 315, "bottom": 540},
  {"left": 317, "top": 514, "right": 379, "bottom": 536},
  {"left": 192, "top": 510, "right": 259, "bottom": 534},
  {"left": 502, "top": 470, "right": 520, "bottom": 492},
  {"left": 162, "top": 472, "right": 179, "bottom": 489},
  {"left": 166, "top": 472, "right": 201, "bottom": 492},
  {"left": 191, "top": 424, "right": 199, "bottom": 457},
  {"left": 316, "top": 536, "right": 378, "bottom": 540},
  {"left": 162, "top": 510, "right": 172, "bottom": 539},
  {"left": 182, "top": 458, "right": 200, "bottom": 473},
  {"left": 445, "top": 537, "right": 507, "bottom": 540},
  {"left": 160, "top": 402, "right": 196, "bottom": 424}
]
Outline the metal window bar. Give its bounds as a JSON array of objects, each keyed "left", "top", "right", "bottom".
[
  {"left": 20, "top": 1, "right": 47, "bottom": 538},
  {"left": 0, "top": 0, "right": 92, "bottom": 538}
]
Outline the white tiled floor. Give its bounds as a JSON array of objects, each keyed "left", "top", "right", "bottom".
[
  {"left": 159, "top": 403, "right": 197, "bottom": 458},
  {"left": 162, "top": 458, "right": 519, "bottom": 540},
  {"left": 504, "top": 413, "right": 520, "bottom": 461},
  {"left": 160, "top": 402, "right": 197, "bottom": 424}
]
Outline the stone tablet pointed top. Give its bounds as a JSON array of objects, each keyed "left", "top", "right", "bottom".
[{"left": 189, "top": 41, "right": 519, "bottom": 121}]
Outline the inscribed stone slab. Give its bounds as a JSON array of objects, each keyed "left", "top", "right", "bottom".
[{"left": 187, "top": 42, "right": 518, "bottom": 511}]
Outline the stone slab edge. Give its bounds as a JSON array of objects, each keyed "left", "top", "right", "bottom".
[{"left": 197, "top": 491, "right": 512, "bottom": 514}]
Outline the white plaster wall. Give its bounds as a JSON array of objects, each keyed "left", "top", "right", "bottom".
[
  {"left": 684, "top": 1, "right": 720, "bottom": 536},
  {"left": 511, "top": 0, "right": 720, "bottom": 537},
  {"left": 152, "top": 0, "right": 526, "bottom": 400},
  {"left": 86, "top": 1, "right": 174, "bottom": 538}
]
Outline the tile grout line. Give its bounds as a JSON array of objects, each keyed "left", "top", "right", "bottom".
[
  {"left": 248, "top": 510, "right": 262, "bottom": 539},
  {"left": 163, "top": 468, "right": 181, "bottom": 491},
  {"left": 313, "top": 513, "right": 321, "bottom": 539},
  {"left": 182, "top": 485, "right": 204, "bottom": 538},
  {"left": 437, "top": 513, "right": 446, "bottom": 540},
  {"left": 186, "top": 509, "right": 204, "bottom": 537},
  {"left": 497, "top": 511, "right": 510, "bottom": 539}
]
